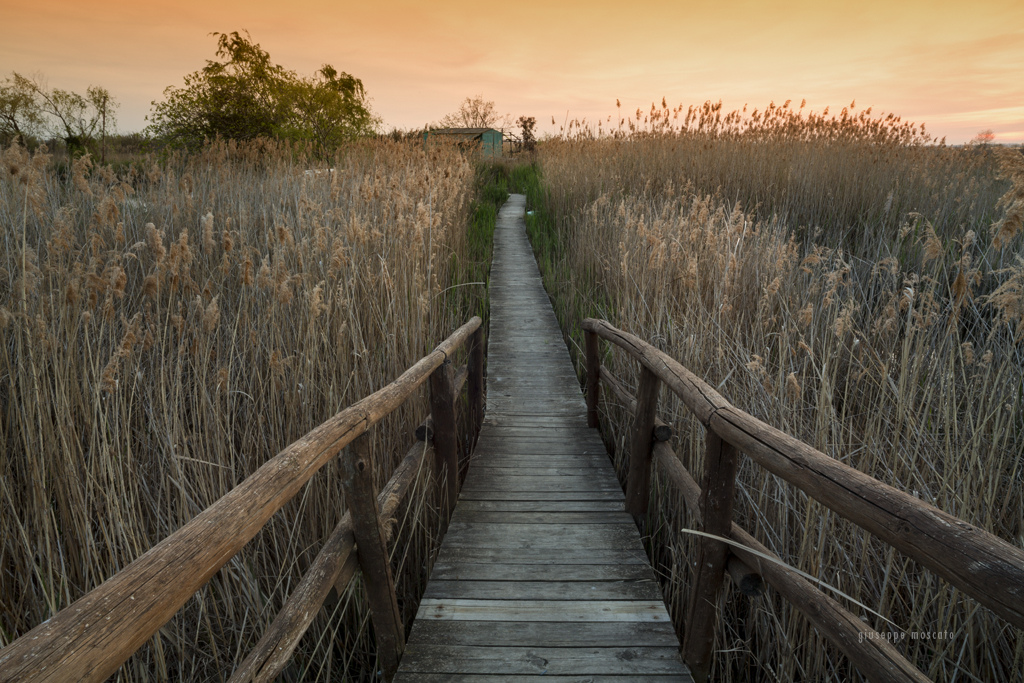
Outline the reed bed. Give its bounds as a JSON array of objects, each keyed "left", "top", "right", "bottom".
[
  {"left": 525, "top": 104, "right": 1024, "bottom": 681},
  {"left": 0, "top": 137, "right": 479, "bottom": 679}
]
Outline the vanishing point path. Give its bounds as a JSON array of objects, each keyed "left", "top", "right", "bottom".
[{"left": 394, "top": 195, "right": 692, "bottom": 680}]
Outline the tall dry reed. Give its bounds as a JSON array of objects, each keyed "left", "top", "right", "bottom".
[
  {"left": 527, "top": 105, "right": 1024, "bottom": 681},
  {"left": 0, "top": 137, "right": 478, "bottom": 679}
]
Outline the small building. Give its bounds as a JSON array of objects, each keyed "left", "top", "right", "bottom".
[{"left": 423, "top": 127, "right": 503, "bottom": 158}]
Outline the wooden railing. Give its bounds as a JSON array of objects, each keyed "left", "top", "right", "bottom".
[
  {"left": 0, "top": 317, "right": 485, "bottom": 683},
  {"left": 582, "top": 318, "right": 1024, "bottom": 683}
]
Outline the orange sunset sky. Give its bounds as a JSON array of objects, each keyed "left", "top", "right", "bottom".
[{"left": 3, "top": 0, "right": 1023, "bottom": 143}]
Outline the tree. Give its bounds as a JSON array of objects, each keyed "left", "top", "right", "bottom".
[
  {"left": 0, "top": 73, "right": 117, "bottom": 156},
  {"left": 972, "top": 129, "right": 996, "bottom": 146},
  {"left": 0, "top": 73, "right": 44, "bottom": 143},
  {"left": 439, "top": 95, "right": 512, "bottom": 130},
  {"left": 148, "top": 31, "right": 378, "bottom": 152},
  {"left": 284, "top": 65, "right": 381, "bottom": 154},
  {"left": 517, "top": 115, "right": 536, "bottom": 152}
]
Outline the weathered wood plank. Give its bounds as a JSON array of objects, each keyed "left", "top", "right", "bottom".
[
  {"left": 405, "top": 619, "right": 679, "bottom": 648},
  {"left": 469, "top": 462, "right": 613, "bottom": 473},
  {"left": 423, "top": 579, "right": 662, "bottom": 601},
  {"left": 448, "top": 511, "right": 633, "bottom": 525},
  {"left": 399, "top": 644, "right": 687, "bottom": 675},
  {"left": 417, "top": 599, "right": 673, "bottom": 622},
  {"left": 460, "top": 477, "right": 622, "bottom": 493},
  {"left": 428, "top": 562, "right": 655, "bottom": 582},
  {"left": 456, "top": 490, "right": 626, "bottom": 501},
  {"left": 436, "top": 547, "right": 649, "bottom": 565},
  {"left": 395, "top": 675, "right": 692, "bottom": 682},
  {"left": 442, "top": 524, "right": 643, "bottom": 550},
  {"left": 453, "top": 500, "right": 625, "bottom": 513}
]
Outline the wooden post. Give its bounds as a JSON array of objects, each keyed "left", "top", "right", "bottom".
[
  {"left": 429, "top": 359, "right": 458, "bottom": 516},
  {"left": 468, "top": 327, "right": 485, "bottom": 446},
  {"left": 624, "top": 367, "right": 660, "bottom": 519},
  {"left": 341, "top": 435, "right": 404, "bottom": 681},
  {"left": 585, "top": 329, "right": 600, "bottom": 428},
  {"left": 682, "top": 427, "right": 740, "bottom": 683}
]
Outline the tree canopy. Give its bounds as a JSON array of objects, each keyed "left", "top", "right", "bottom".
[
  {"left": 438, "top": 95, "right": 512, "bottom": 130},
  {"left": 0, "top": 72, "right": 118, "bottom": 156},
  {"left": 147, "top": 31, "right": 379, "bottom": 152}
]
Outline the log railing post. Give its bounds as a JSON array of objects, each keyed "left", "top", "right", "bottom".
[
  {"left": 585, "top": 329, "right": 600, "bottom": 428},
  {"left": 682, "top": 427, "right": 740, "bottom": 683},
  {"left": 468, "top": 327, "right": 485, "bottom": 446},
  {"left": 624, "top": 367, "right": 660, "bottom": 519},
  {"left": 341, "top": 435, "right": 404, "bottom": 681},
  {"left": 429, "top": 359, "right": 458, "bottom": 517}
]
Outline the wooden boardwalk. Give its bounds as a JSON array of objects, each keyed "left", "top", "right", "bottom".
[{"left": 395, "top": 195, "right": 691, "bottom": 681}]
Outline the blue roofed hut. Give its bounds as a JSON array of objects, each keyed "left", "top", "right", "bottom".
[{"left": 423, "top": 127, "right": 503, "bottom": 157}]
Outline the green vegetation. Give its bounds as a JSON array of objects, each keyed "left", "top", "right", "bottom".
[{"left": 147, "top": 31, "right": 379, "bottom": 153}]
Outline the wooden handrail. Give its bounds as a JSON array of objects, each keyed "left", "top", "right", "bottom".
[
  {"left": 0, "top": 317, "right": 482, "bottom": 683},
  {"left": 583, "top": 317, "right": 1024, "bottom": 681},
  {"left": 231, "top": 367, "right": 471, "bottom": 683},
  {"left": 583, "top": 317, "right": 1024, "bottom": 630},
  {"left": 597, "top": 362, "right": 928, "bottom": 682}
]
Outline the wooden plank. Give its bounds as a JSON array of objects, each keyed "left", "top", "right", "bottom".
[
  {"left": 442, "top": 524, "right": 643, "bottom": 550},
  {"left": 395, "top": 675, "right": 691, "bottom": 682},
  {"left": 436, "top": 546, "right": 648, "bottom": 565},
  {"left": 456, "top": 490, "right": 626, "bottom": 501},
  {"left": 461, "top": 476, "right": 622, "bottom": 493},
  {"left": 469, "top": 460, "right": 613, "bottom": 471},
  {"left": 405, "top": 619, "right": 679, "bottom": 648},
  {"left": 471, "top": 450, "right": 609, "bottom": 459},
  {"left": 465, "top": 466, "right": 619, "bottom": 479},
  {"left": 447, "top": 511, "right": 632, "bottom": 525},
  {"left": 416, "top": 599, "right": 673, "bottom": 622},
  {"left": 423, "top": 580, "right": 662, "bottom": 601},
  {"left": 428, "top": 562, "right": 655, "bottom": 582},
  {"left": 398, "top": 645, "right": 687, "bottom": 675},
  {"left": 453, "top": 500, "right": 625, "bottom": 513}
]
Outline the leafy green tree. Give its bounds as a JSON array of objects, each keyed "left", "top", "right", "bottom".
[
  {"left": 148, "top": 31, "right": 378, "bottom": 152},
  {"left": 285, "top": 65, "right": 380, "bottom": 154}
]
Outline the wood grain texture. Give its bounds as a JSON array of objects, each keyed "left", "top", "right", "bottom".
[
  {"left": 584, "top": 316, "right": 1024, "bottom": 631},
  {"left": 0, "top": 317, "right": 481, "bottom": 683},
  {"left": 625, "top": 367, "right": 660, "bottom": 519},
  {"left": 682, "top": 429, "right": 739, "bottom": 682},
  {"left": 609, "top": 373, "right": 930, "bottom": 681},
  {"left": 430, "top": 359, "right": 459, "bottom": 516},
  {"left": 395, "top": 195, "right": 688, "bottom": 680},
  {"left": 341, "top": 436, "right": 404, "bottom": 679}
]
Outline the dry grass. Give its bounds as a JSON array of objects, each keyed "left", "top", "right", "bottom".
[
  {"left": 0, "top": 137, "right": 479, "bottom": 679},
  {"left": 527, "top": 103, "right": 1024, "bottom": 681}
]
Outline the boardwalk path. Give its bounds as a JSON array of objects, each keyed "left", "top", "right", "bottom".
[{"left": 395, "top": 195, "right": 691, "bottom": 680}]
